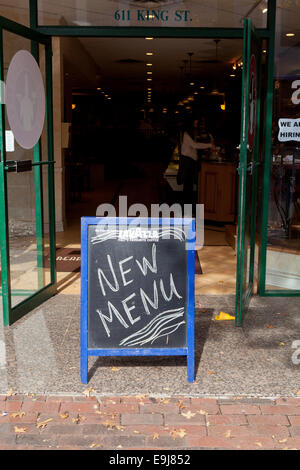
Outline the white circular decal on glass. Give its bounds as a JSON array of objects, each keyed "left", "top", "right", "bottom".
[{"left": 6, "top": 50, "right": 46, "bottom": 150}]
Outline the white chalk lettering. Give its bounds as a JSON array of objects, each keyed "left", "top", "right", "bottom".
[
  {"left": 96, "top": 302, "right": 129, "bottom": 338},
  {"left": 136, "top": 243, "right": 157, "bottom": 276},
  {"left": 140, "top": 280, "right": 159, "bottom": 315},
  {"left": 119, "top": 256, "right": 134, "bottom": 287},
  {"left": 160, "top": 273, "right": 182, "bottom": 301},
  {"left": 97, "top": 255, "right": 119, "bottom": 296},
  {"left": 122, "top": 293, "right": 140, "bottom": 325}
]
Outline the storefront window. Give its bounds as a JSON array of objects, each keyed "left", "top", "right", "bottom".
[
  {"left": 266, "top": 1, "right": 300, "bottom": 291},
  {"left": 0, "top": 1, "right": 29, "bottom": 26},
  {"left": 37, "top": 0, "right": 268, "bottom": 28}
]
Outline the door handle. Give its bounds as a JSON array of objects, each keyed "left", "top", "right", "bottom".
[{"left": 5, "top": 160, "right": 32, "bottom": 172}]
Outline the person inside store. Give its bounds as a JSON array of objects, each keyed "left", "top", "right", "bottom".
[{"left": 177, "top": 116, "right": 215, "bottom": 205}]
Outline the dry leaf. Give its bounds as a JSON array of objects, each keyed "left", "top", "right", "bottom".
[
  {"left": 255, "top": 442, "right": 263, "bottom": 447},
  {"left": 72, "top": 415, "right": 86, "bottom": 424},
  {"left": 161, "top": 399, "right": 170, "bottom": 404},
  {"left": 278, "top": 438, "right": 288, "bottom": 443},
  {"left": 296, "top": 390, "right": 300, "bottom": 396},
  {"left": 60, "top": 412, "right": 69, "bottom": 420},
  {"left": 37, "top": 418, "right": 53, "bottom": 429},
  {"left": 89, "top": 443, "right": 102, "bottom": 448},
  {"left": 83, "top": 387, "right": 96, "bottom": 397},
  {"left": 111, "top": 367, "right": 120, "bottom": 372},
  {"left": 181, "top": 410, "right": 196, "bottom": 420},
  {"left": 279, "top": 342, "right": 285, "bottom": 346},
  {"left": 153, "top": 433, "right": 159, "bottom": 440},
  {"left": 14, "top": 426, "right": 27, "bottom": 434},
  {"left": 177, "top": 400, "right": 185, "bottom": 410},
  {"left": 207, "top": 370, "right": 215, "bottom": 375},
  {"left": 133, "top": 430, "right": 140, "bottom": 434},
  {"left": 170, "top": 428, "right": 187, "bottom": 440},
  {"left": 265, "top": 324, "right": 274, "bottom": 329},
  {"left": 225, "top": 430, "right": 232, "bottom": 438},
  {"left": 6, "top": 389, "right": 17, "bottom": 397},
  {"left": 197, "top": 409, "right": 208, "bottom": 415},
  {"left": 11, "top": 412, "right": 25, "bottom": 419}
]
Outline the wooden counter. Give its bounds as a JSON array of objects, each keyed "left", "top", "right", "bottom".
[{"left": 198, "top": 161, "right": 237, "bottom": 223}]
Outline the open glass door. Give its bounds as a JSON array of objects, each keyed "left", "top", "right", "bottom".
[
  {"left": 0, "top": 16, "right": 56, "bottom": 326},
  {"left": 235, "top": 18, "right": 261, "bottom": 326}
]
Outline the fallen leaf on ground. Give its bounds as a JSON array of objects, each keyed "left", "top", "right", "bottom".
[
  {"left": 72, "top": 415, "right": 86, "bottom": 424},
  {"left": 197, "top": 409, "right": 208, "bottom": 415},
  {"left": 60, "top": 412, "right": 69, "bottom": 420},
  {"left": 37, "top": 418, "right": 53, "bottom": 429},
  {"left": 181, "top": 410, "right": 196, "bottom": 420},
  {"left": 207, "top": 370, "right": 215, "bottom": 375},
  {"left": 255, "top": 442, "right": 263, "bottom": 447},
  {"left": 14, "top": 426, "right": 27, "bottom": 433},
  {"left": 296, "top": 390, "right": 300, "bottom": 396},
  {"left": 6, "top": 389, "right": 17, "bottom": 397},
  {"left": 279, "top": 342, "right": 285, "bottom": 346},
  {"left": 11, "top": 412, "right": 25, "bottom": 419},
  {"left": 170, "top": 428, "right": 187, "bottom": 440},
  {"left": 265, "top": 324, "right": 274, "bottom": 329},
  {"left": 177, "top": 400, "right": 185, "bottom": 410},
  {"left": 83, "top": 388, "right": 96, "bottom": 397},
  {"left": 111, "top": 367, "right": 120, "bottom": 372},
  {"left": 278, "top": 438, "right": 288, "bottom": 443},
  {"left": 153, "top": 433, "right": 159, "bottom": 440},
  {"left": 161, "top": 399, "right": 170, "bottom": 404},
  {"left": 89, "top": 443, "right": 102, "bottom": 448},
  {"left": 225, "top": 430, "right": 232, "bottom": 438}
]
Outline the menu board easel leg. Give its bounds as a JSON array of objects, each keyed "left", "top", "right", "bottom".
[{"left": 80, "top": 349, "right": 88, "bottom": 384}]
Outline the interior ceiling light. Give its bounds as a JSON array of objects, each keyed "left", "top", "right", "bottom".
[
  {"left": 230, "top": 74, "right": 236, "bottom": 77},
  {"left": 147, "top": 78, "right": 152, "bottom": 81},
  {"left": 147, "top": 71, "right": 152, "bottom": 74},
  {"left": 146, "top": 63, "right": 152, "bottom": 66},
  {"left": 146, "top": 52, "right": 153, "bottom": 56},
  {"left": 145, "top": 37, "right": 154, "bottom": 40},
  {"left": 286, "top": 32, "right": 295, "bottom": 37},
  {"left": 262, "top": 8, "right": 268, "bottom": 13}
]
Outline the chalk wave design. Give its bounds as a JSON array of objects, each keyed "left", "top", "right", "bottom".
[
  {"left": 119, "top": 307, "right": 185, "bottom": 347},
  {"left": 91, "top": 227, "right": 186, "bottom": 244}
]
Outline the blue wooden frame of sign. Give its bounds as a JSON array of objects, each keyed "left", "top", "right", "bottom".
[{"left": 80, "top": 217, "right": 195, "bottom": 384}]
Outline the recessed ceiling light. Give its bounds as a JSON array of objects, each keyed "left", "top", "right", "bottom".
[
  {"left": 147, "top": 71, "right": 152, "bottom": 74},
  {"left": 146, "top": 63, "right": 152, "bottom": 67},
  {"left": 262, "top": 8, "right": 268, "bottom": 13},
  {"left": 286, "top": 32, "right": 295, "bottom": 37},
  {"left": 146, "top": 52, "right": 153, "bottom": 56},
  {"left": 263, "top": 49, "right": 267, "bottom": 53},
  {"left": 147, "top": 78, "right": 152, "bottom": 81},
  {"left": 145, "top": 37, "right": 154, "bottom": 40},
  {"left": 230, "top": 74, "right": 236, "bottom": 77},
  {"left": 189, "top": 82, "right": 195, "bottom": 86},
  {"left": 200, "top": 86, "right": 205, "bottom": 89}
]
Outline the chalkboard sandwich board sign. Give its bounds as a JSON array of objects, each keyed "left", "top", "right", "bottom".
[{"left": 80, "top": 217, "right": 195, "bottom": 383}]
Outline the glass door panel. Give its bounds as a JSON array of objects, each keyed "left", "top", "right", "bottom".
[{"left": 0, "top": 17, "right": 56, "bottom": 325}]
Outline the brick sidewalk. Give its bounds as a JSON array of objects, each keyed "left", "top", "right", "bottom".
[{"left": 0, "top": 394, "right": 299, "bottom": 450}]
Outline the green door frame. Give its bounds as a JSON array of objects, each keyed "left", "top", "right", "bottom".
[
  {"left": 0, "top": 15, "right": 57, "bottom": 326},
  {"left": 29, "top": 0, "right": 295, "bottom": 300}
]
